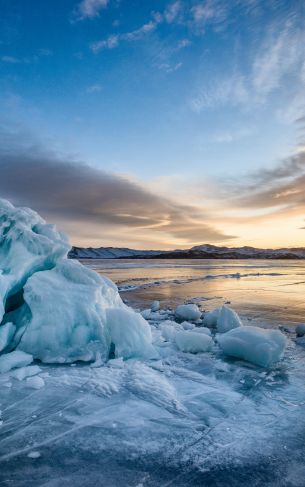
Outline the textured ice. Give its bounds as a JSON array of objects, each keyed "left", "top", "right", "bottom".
[
  {"left": 9, "top": 364, "right": 41, "bottom": 380},
  {"left": 0, "top": 199, "right": 69, "bottom": 323},
  {"left": 151, "top": 300, "right": 160, "bottom": 311},
  {"left": 0, "top": 322, "right": 16, "bottom": 352},
  {"left": 218, "top": 325, "right": 286, "bottom": 367},
  {"left": 106, "top": 308, "right": 157, "bottom": 359},
  {"left": 175, "top": 330, "right": 213, "bottom": 353},
  {"left": 216, "top": 305, "right": 243, "bottom": 333},
  {"left": 17, "top": 259, "right": 121, "bottom": 363},
  {"left": 0, "top": 199, "right": 155, "bottom": 364},
  {"left": 203, "top": 307, "right": 221, "bottom": 327},
  {"left": 0, "top": 350, "right": 33, "bottom": 373},
  {"left": 175, "top": 304, "right": 201, "bottom": 322}
]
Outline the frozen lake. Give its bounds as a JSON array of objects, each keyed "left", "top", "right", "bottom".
[
  {"left": 85, "top": 258, "right": 305, "bottom": 327},
  {"left": 1, "top": 259, "right": 305, "bottom": 487}
]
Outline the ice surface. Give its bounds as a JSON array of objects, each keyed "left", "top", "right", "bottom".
[
  {"left": 216, "top": 305, "right": 243, "bottom": 333},
  {"left": 175, "top": 330, "right": 213, "bottom": 353},
  {"left": 0, "top": 322, "right": 16, "bottom": 352},
  {"left": 0, "top": 350, "right": 33, "bottom": 373},
  {"left": 175, "top": 304, "right": 201, "bottom": 322},
  {"left": 218, "top": 326, "right": 286, "bottom": 367},
  {"left": 192, "top": 326, "right": 211, "bottom": 335},
  {"left": 26, "top": 376, "right": 45, "bottom": 389}
]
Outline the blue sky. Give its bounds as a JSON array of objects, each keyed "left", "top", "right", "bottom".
[{"left": 1, "top": 0, "right": 305, "bottom": 248}]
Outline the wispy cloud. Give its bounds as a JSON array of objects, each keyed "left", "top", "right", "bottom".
[
  {"left": 190, "top": 13, "right": 305, "bottom": 112},
  {"left": 73, "top": 0, "right": 109, "bottom": 21},
  {"left": 86, "top": 84, "right": 103, "bottom": 93},
  {"left": 90, "top": 34, "right": 119, "bottom": 52}
]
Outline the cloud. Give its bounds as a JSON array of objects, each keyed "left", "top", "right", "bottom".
[
  {"left": 90, "top": 17, "right": 162, "bottom": 53},
  {"left": 73, "top": 0, "right": 109, "bottom": 21},
  {"left": 86, "top": 84, "right": 103, "bottom": 93},
  {"left": 1, "top": 55, "right": 20, "bottom": 63},
  {"left": 90, "top": 34, "right": 119, "bottom": 52},
  {"left": 0, "top": 126, "right": 234, "bottom": 247}
]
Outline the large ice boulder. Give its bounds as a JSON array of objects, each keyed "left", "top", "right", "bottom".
[
  {"left": 175, "top": 304, "right": 201, "bottom": 322},
  {"left": 0, "top": 198, "right": 155, "bottom": 365},
  {"left": 216, "top": 305, "right": 242, "bottom": 333},
  {"left": 17, "top": 259, "right": 121, "bottom": 363},
  {"left": 218, "top": 326, "right": 286, "bottom": 367},
  {"left": 0, "top": 199, "right": 69, "bottom": 323}
]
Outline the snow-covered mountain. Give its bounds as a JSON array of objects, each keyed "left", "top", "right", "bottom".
[{"left": 69, "top": 243, "right": 305, "bottom": 259}]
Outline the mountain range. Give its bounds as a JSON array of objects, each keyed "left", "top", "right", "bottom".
[{"left": 68, "top": 244, "right": 305, "bottom": 260}]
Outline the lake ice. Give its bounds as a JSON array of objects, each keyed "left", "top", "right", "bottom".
[{"left": 1, "top": 199, "right": 305, "bottom": 486}]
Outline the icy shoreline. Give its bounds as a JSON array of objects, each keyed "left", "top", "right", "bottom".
[{"left": 1, "top": 199, "right": 305, "bottom": 486}]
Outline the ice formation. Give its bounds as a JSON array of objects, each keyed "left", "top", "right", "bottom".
[
  {"left": 216, "top": 305, "right": 243, "bottom": 333},
  {"left": 175, "top": 303, "right": 201, "bottom": 321},
  {"left": 0, "top": 199, "right": 155, "bottom": 367},
  {"left": 175, "top": 330, "right": 213, "bottom": 353},
  {"left": 0, "top": 350, "right": 33, "bottom": 373},
  {"left": 218, "top": 326, "right": 286, "bottom": 367},
  {"left": 203, "top": 307, "right": 221, "bottom": 327}
]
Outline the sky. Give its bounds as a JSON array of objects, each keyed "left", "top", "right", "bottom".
[{"left": 1, "top": 0, "right": 305, "bottom": 249}]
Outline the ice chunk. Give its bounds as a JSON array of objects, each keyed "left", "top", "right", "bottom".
[
  {"left": 296, "top": 323, "right": 305, "bottom": 337},
  {"left": 26, "top": 376, "right": 45, "bottom": 389},
  {"left": 203, "top": 307, "right": 221, "bottom": 328},
  {"left": 10, "top": 365, "right": 41, "bottom": 380},
  {"left": 0, "top": 198, "right": 69, "bottom": 322},
  {"left": 193, "top": 326, "right": 211, "bottom": 336},
  {"left": 216, "top": 305, "right": 242, "bottom": 333},
  {"left": 151, "top": 300, "right": 160, "bottom": 312},
  {"left": 181, "top": 321, "right": 195, "bottom": 330},
  {"left": 175, "top": 330, "right": 213, "bottom": 353},
  {"left": 27, "top": 451, "right": 41, "bottom": 459},
  {"left": 175, "top": 304, "right": 201, "bottom": 322},
  {"left": 161, "top": 320, "right": 183, "bottom": 341},
  {"left": 106, "top": 308, "right": 157, "bottom": 360},
  {"left": 141, "top": 309, "right": 152, "bottom": 320},
  {"left": 17, "top": 259, "right": 122, "bottom": 363},
  {"left": 0, "top": 322, "right": 16, "bottom": 352},
  {"left": 0, "top": 351, "right": 33, "bottom": 373},
  {"left": 218, "top": 326, "right": 286, "bottom": 367}
]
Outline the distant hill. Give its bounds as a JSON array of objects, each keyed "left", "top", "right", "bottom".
[{"left": 69, "top": 244, "right": 305, "bottom": 260}]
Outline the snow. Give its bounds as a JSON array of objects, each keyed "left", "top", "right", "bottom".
[
  {"left": 106, "top": 308, "right": 157, "bottom": 360},
  {"left": 175, "top": 330, "right": 213, "bottom": 353},
  {"left": 0, "top": 350, "right": 33, "bottom": 373},
  {"left": 0, "top": 322, "right": 16, "bottom": 352},
  {"left": 296, "top": 323, "right": 305, "bottom": 337},
  {"left": 216, "top": 305, "right": 243, "bottom": 333},
  {"left": 175, "top": 304, "right": 201, "bottom": 322},
  {"left": 218, "top": 326, "right": 286, "bottom": 367}
]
